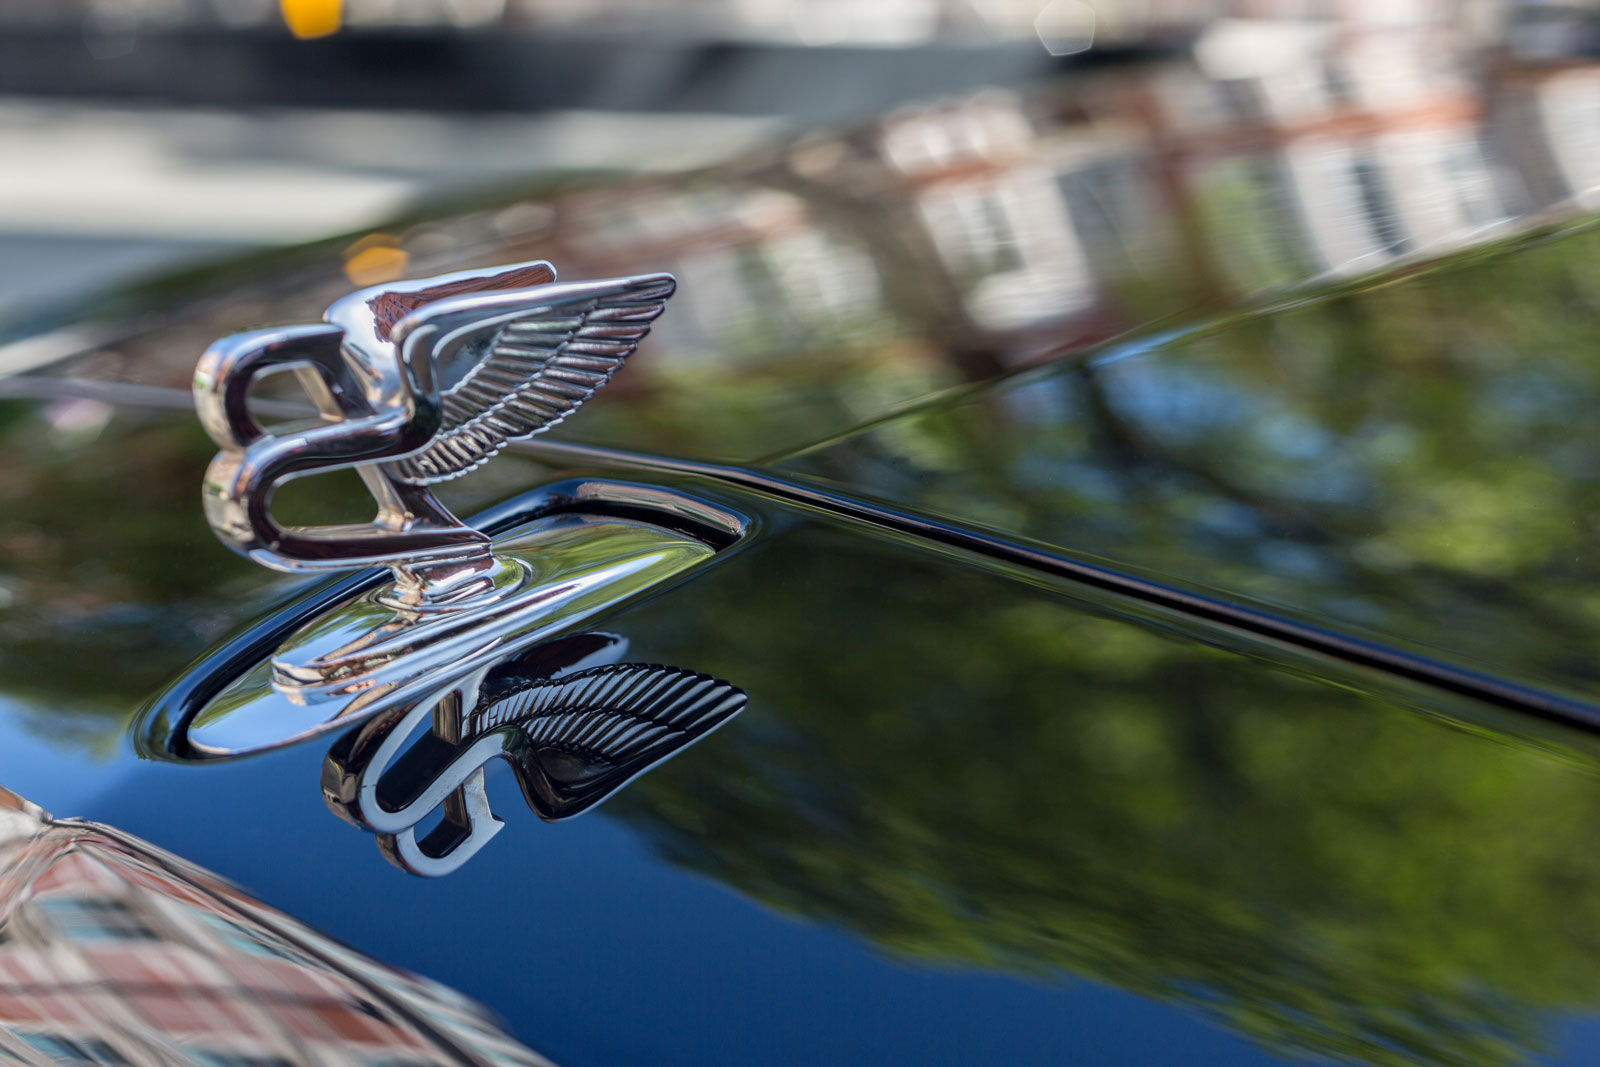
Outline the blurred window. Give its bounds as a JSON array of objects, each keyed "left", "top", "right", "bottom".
[
  {"left": 15, "top": 1033, "right": 128, "bottom": 1064},
  {"left": 193, "top": 911, "right": 304, "bottom": 961},
  {"left": 1321, "top": 58, "right": 1357, "bottom": 107},
  {"left": 1350, "top": 155, "right": 1409, "bottom": 254},
  {"left": 1442, "top": 139, "right": 1502, "bottom": 226},
  {"left": 34, "top": 897, "right": 158, "bottom": 943},
  {"left": 938, "top": 190, "right": 1026, "bottom": 279},
  {"left": 1058, "top": 158, "right": 1156, "bottom": 268}
]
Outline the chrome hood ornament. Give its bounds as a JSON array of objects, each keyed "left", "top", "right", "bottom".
[
  {"left": 151, "top": 263, "right": 751, "bottom": 874},
  {"left": 192, "top": 261, "right": 677, "bottom": 699}
]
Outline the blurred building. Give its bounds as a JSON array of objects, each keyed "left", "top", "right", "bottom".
[
  {"left": 5, "top": 5, "right": 1599, "bottom": 398},
  {"left": 525, "top": 12, "right": 1600, "bottom": 368},
  {"left": 0, "top": 0, "right": 1574, "bottom": 46},
  {"left": 0, "top": 788, "right": 552, "bottom": 1066}
]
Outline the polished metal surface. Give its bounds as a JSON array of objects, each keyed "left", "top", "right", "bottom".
[
  {"left": 139, "top": 479, "right": 748, "bottom": 761},
  {"left": 268, "top": 513, "right": 707, "bottom": 703},
  {"left": 193, "top": 261, "right": 678, "bottom": 698},
  {"left": 324, "top": 631, "right": 747, "bottom": 876},
  {"left": 195, "top": 260, "right": 673, "bottom": 583}
]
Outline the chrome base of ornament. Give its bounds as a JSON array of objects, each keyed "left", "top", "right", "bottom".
[
  {"left": 269, "top": 514, "right": 710, "bottom": 705},
  {"left": 136, "top": 480, "right": 749, "bottom": 762},
  {"left": 270, "top": 554, "right": 544, "bottom": 702}
]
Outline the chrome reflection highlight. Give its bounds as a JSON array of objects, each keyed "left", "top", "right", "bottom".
[
  {"left": 139, "top": 479, "right": 747, "bottom": 761},
  {"left": 193, "top": 260, "right": 675, "bottom": 699},
  {"left": 0, "top": 787, "right": 553, "bottom": 1065},
  {"left": 323, "top": 633, "right": 747, "bottom": 876}
]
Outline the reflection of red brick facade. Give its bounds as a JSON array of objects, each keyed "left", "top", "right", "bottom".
[
  {"left": 29, "top": 19, "right": 1595, "bottom": 403},
  {"left": 0, "top": 789, "right": 552, "bottom": 1066}
]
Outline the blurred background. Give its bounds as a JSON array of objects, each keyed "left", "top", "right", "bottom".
[
  {"left": 2, "top": 0, "right": 1594, "bottom": 328},
  {"left": 0, "top": 0, "right": 1137, "bottom": 320}
]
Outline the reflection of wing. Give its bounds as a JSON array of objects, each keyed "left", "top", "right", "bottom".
[
  {"left": 386, "top": 273, "right": 675, "bottom": 485},
  {"left": 466, "top": 663, "right": 745, "bottom": 819}
]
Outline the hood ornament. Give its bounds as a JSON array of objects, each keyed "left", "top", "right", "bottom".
[
  {"left": 143, "top": 263, "right": 752, "bottom": 863},
  {"left": 192, "top": 261, "right": 677, "bottom": 700}
]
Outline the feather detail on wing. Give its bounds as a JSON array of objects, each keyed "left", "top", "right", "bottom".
[
  {"left": 463, "top": 663, "right": 745, "bottom": 819},
  {"left": 385, "top": 273, "right": 675, "bottom": 485},
  {"left": 467, "top": 663, "right": 745, "bottom": 763}
]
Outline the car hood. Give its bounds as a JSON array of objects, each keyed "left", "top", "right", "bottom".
[{"left": 3, "top": 27, "right": 1600, "bottom": 1067}]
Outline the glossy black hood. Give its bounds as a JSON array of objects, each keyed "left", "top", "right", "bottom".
[{"left": 3, "top": 21, "right": 1600, "bottom": 1067}]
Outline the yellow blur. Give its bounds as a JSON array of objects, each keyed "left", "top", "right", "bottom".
[
  {"left": 280, "top": 0, "right": 342, "bottom": 39},
  {"left": 343, "top": 240, "right": 410, "bottom": 286}
]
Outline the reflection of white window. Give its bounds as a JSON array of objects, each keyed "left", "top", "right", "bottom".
[
  {"left": 925, "top": 189, "right": 1026, "bottom": 280},
  {"left": 1280, "top": 141, "right": 1397, "bottom": 272},
  {"left": 15, "top": 1032, "right": 129, "bottom": 1063},
  {"left": 919, "top": 168, "right": 1097, "bottom": 330},
  {"left": 1321, "top": 57, "right": 1357, "bottom": 108},
  {"left": 1540, "top": 70, "right": 1600, "bottom": 200},
  {"left": 1348, "top": 153, "right": 1409, "bottom": 254},
  {"left": 1192, "top": 155, "right": 1314, "bottom": 290},
  {"left": 1057, "top": 156, "right": 1163, "bottom": 271},
  {"left": 761, "top": 230, "right": 881, "bottom": 327},
  {"left": 1439, "top": 138, "right": 1502, "bottom": 227},
  {"left": 35, "top": 897, "right": 158, "bottom": 943},
  {"left": 881, "top": 97, "right": 1032, "bottom": 175},
  {"left": 193, "top": 911, "right": 303, "bottom": 962},
  {"left": 1368, "top": 131, "right": 1505, "bottom": 250},
  {"left": 1215, "top": 78, "right": 1266, "bottom": 122}
]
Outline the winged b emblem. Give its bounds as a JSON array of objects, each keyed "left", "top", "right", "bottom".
[{"left": 193, "top": 260, "right": 675, "bottom": 598}]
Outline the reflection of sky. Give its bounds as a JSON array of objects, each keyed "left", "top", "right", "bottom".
[
  {"left": 67, "top": 742, "right": 1287, "bottom": 1067},
  {"left": 1545, "top": 1018, "right": 1600, "bottom": 1066},
  {"left": 1098, "top": 357, "right": 1368, "bottom": 508},
  {"left": 0, "top": 697, "right": 137, "bottom": 814}
]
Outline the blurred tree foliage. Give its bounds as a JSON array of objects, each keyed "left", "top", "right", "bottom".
[
  {"left": 0, "top": 403, "right": 558, "bottom": 741},
  {"left": 787, "top": 220, "right": 1600, "bottom": 704},
  {"left": 613, "top": 528, "right": 1600, "bottom": 1067},
  {"left": 0, "top": 408, "right": 264, "bottom": 746}
]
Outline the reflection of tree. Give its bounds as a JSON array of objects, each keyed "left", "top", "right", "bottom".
[
  {"left": 612, "top": 529, "right": 1600, "bottom": 1067},
  {"left": 0, "top": 141, "right": 1595, "bottom": 1067},
  {"left": 0, "top": 410, "right": 265, "bottom": 745},
  {"left": 0, "top": 401, "right": 555, "bottom": 747},
  {"left": 787, "top": 220, "right": 1600, "bottom": 702},
  {"left": 0, "top": 410, "right": 417, "bottom": 747}
]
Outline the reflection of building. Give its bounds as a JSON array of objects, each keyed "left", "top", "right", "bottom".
[
  {"left": 22, "top": 11, "right": 1600, "bottom": 395},
  {"left": 1491, "top": 63, "right": 1600, "bottom": 208},
  {"left": 884, "top": 94, "right": 1101, "bottom": 331},
  {"left": 521, "top": 17, "right": 1598, "bottom": 371},
  {"left": 0, "top": 789, "right": 552, "bottom": 1066},
  {"left": 879, "top": 23, "right": 1580, "bottom": 346}
]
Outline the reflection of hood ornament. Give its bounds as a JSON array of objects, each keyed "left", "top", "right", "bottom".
[
  {"left": 191, "top": 261, "right": 676, "bottom": 699},
  {"left": 323, "top": 633, "right": 747, "bottom": 876}
]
